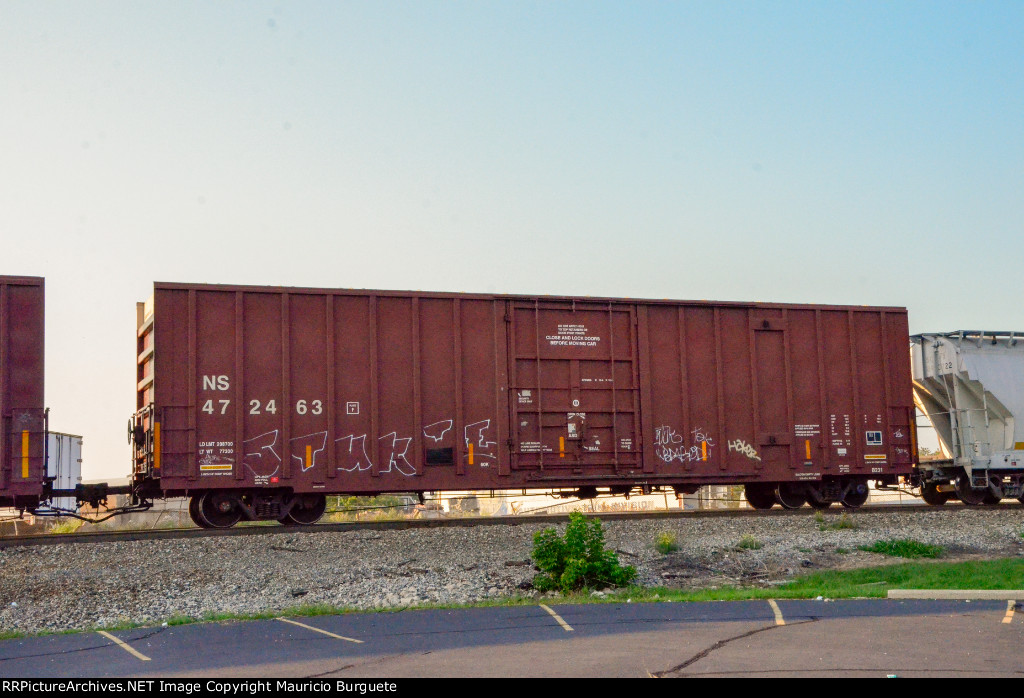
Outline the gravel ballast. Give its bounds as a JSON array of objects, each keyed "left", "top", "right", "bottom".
[{"left": 1, "top": 507, "right": 1023, "bottom": 634}]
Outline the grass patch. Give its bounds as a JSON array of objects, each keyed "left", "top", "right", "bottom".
[
  {"left": 818, "top": 513, "right": 858, "bottom": 531},
  {"left": 596, "top": 558, "right": 1024, "bottom": 603},
  {"left": 48, "top": 519, "right": 85, "bottom": 535},
  {"left": 655, "top": 532, "right": 678, "bottom": 555},
  {"left": 858, "top": 539, "right": 944, "bottom": 559},
  {"left": 165, "top": 614, "right": 199, "bottom": 626},
  {"left": 734, "top": 534, "right": 763, "bottom": 550}
]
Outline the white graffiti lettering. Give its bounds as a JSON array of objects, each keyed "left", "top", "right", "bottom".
[
  {"left": 655, "top": 426, "right": 715, "bottom": 464},
  {"left": 727, "top": 438, "right": 762, "bottom": 462},
  {"left": 334, "top": 432, "right": 416, "bottom": 476},
  {"left": 242, "top": 430, "right": 282, "bottom": 477},
  {"left": 423, "top": 419, "right": 453, "bottom": 442},
  {"left": 465, "top": 419, "right": 497, "bottom": 464},
  {"left": 290, "top": 431, "right": 328, "bottom": 472},
  {"left": 378, "top": 432, "right": 415, "bottom": 476},
  {"left": 335, "top": 434, "right": 373, "bottom": 473}
]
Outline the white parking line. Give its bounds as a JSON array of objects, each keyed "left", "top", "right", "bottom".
[
  {"left": 276, "top": 617, "right": 363, "bottom": 643},
  {"left": 97, "top": 631, "right": 151, "bottom": 661},
  {"left": 539, "top": 604, "right": 574, "bottom": 632},
  {"left": 1002, "top": 600, "right": 1016, "bottom": 625},
  {"left": 768, "top": 599, "right": 785, "bottom": 626}
]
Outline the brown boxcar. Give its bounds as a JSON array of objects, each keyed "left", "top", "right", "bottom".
[
  {"left": 0, "top": 276, "right": 46, "bottom": 510},
  {"left": 131, "top": 282, "right": 915, "bottom": 526}
]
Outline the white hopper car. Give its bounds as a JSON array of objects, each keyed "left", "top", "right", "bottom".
[{"left": 911, "top": 331, "right": 1024, "bottom": 504}]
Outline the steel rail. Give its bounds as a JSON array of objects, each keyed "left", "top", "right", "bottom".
[{"left": 0, "top": 500, "right": 1008, "bottom": 549}]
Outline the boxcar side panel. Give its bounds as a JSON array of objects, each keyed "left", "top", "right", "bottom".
[
  {"left": 0, "top": 277, "right": 46, "bottom": 506},
  {"left": 641, "top": 304, "right": 914, "bottom": 486},
  {"left": 141, "top": 283, "right": 914, "bottom": 498},
  {"left": 788, "top": 309, "right": 827, "bottom": 473},
  {"left": 150, "top": 288, "right": 515, "bottom": 494}
]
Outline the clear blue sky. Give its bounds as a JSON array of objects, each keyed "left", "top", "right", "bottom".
[{"left": 1, "top": 1, "right": 1021, "bottom": 477}]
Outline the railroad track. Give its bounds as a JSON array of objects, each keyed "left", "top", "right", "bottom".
[{"left": 0, "top": 500, "right": 986, "bottom": 549}]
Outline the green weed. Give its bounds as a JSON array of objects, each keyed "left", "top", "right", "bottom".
[
  {"left": 819, "top": 513, "right": 858, "bottom": 531},
  {"left": 48, "top": 519, "right": 85, "bottom": 534},
  {"left": 735, "top": 534, "right": 763, "bottom": 550},
  {"left": 655, "top": 532, "right": 679, "bottom": 555},
  {"left": 858, "top": 539, "right": 944, "bottom": 559},
  {"left": 531, "top": 512, "right": 636, "bottom": 592}
]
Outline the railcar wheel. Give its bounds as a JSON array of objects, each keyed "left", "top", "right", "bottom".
[
  {"left": 188, "top": 495, "right": 211, "bottom": 528},
  {"left": 955, "top": 474, "right": 986, "bottom": 506},
  {"left": 840, "top": 480, "right": 869, "bottom": 509},
  {"left": 744, "top": 484, "right": 776, "bottom": 510},
  {"left": 775, "top": 483, "right": 806, "bottom": 509},
  {"left": 921, "top": 483, "right": 949, "bottom": 506},
  {"left": 286, "top": 494, "right": 327, "bottom": 525},
  {"left": 982, "top": 490, "right": 1002, "bottom": 505},
  {"left": 198, "top": 491, "right": 242, "bottom": 528}
]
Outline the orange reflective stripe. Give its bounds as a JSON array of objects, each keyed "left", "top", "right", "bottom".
[
  {"left": 21, "top": 431, "right": 29, "bottom": 478},
  {"left": 154, "top": 422, "right": 161, "bottom": 470}
]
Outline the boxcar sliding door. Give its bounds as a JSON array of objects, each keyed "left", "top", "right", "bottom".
[{"left": 508, "top": 300, "right": 641, "bottom": 476}]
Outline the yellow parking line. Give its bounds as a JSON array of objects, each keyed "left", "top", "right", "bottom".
[
  {"left": 1003, "top": 600, "right": 1016, "bottom": 624},
  {"left": 276, "top": 617, "right": 363, "bottom": 643},
  {"left": 97, "top": 631, "right": 151, "bottom": 661},
  {"left": 768, "top": 599, "right": 785, "bottom": 626},
  {"left": 539, "top": 604, "right": 574, "bottom": 632}
]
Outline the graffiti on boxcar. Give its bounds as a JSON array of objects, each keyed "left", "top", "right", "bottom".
[
  {"left": 655, "top": 426, "right": 715, "bottom": 464},
  {"left": 290, "top": 431, "right": 328, "bottom": 472},
  {"left": 334, "top": 432, "right": 416, "bottom": 476},
  {"left": 336, "top": 434, "right": 373, "bottom": 472},
  {"left": 727, "top": 438, "right": 762, "bottom": 462},
  {"left": 423, "top": 418, "right": 498, "bottom": 466},
  {"left": 465, "top": 419, "right": 497, "bottom": 466},
  {"left": 379, "top": 432, "right": 416, "bottom": 475},
  {"left": 424, "top": 419, "right": 453, "bottom": 442},
  {"left": 242, "top": 430, "right": 283, "bottom": 477}
]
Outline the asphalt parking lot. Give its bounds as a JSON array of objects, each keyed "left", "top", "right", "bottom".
[{"left": 1, "top": 599, "right": 1021, "bottom": 678}]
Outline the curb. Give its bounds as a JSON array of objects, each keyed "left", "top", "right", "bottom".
[{"left": 887, "top": 589, "right": 1024, "bottom": 600}]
